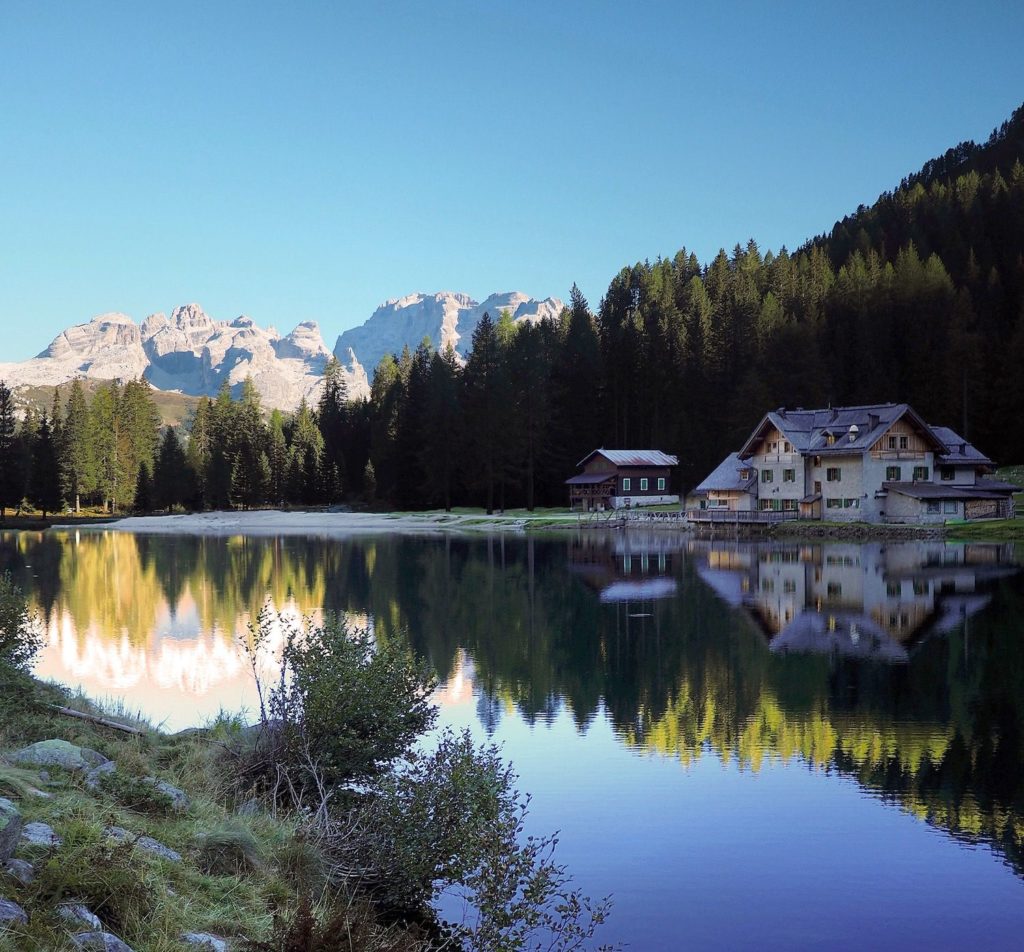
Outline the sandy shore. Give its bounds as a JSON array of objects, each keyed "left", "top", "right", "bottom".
[{"left": 57, "top": 509, "right": 552, "bottom": 537}]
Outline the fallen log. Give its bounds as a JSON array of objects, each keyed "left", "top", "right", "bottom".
[{"left": 46, "top": 704, "right": 146, "bottom": 736}]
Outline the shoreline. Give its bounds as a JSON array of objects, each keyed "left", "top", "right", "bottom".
[{"left": 23, "top": 507, "right": 1022, "bottom": 542}]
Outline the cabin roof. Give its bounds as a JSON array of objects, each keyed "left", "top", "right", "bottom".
[
  {"left": 928, "top": 425, "right": 993, "bottom": 466},
  {"left": 576, "top": 448, "right": 679, "bottom": 468},
  {"left": 693, "top": 453, "right": 757, "bottom": 494},
  {"left": 738, "top": 403, "right": 946, "bottom": 458},
  {"left": 565, "top": 472, "right": 616, "bottom": 486},
  {"left": 882, "top": 478, "right": 1018, "bottom": 500}
]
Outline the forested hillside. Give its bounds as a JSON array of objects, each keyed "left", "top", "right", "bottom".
[
  {"left": 2, "top": 104, "right": 1023, "bottom": 515},
  {"left": 360, "top": 101, "right": 1024, "bottom": 504}
]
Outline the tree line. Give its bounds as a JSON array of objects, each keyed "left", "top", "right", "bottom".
[{"left": 2, "top": 103, "right": 1023, "bottom": 516}]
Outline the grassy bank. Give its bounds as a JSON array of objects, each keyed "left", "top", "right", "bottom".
[{"left": 1, "top": 683, "right": 296, "bottom": 949}]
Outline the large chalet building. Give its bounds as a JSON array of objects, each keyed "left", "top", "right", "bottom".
[
  {"left": 567, "top": 449, "right": 679, "bottom": 511},
  {"left": 691, "top": 403, "right": 1016, "bottom": 524}
]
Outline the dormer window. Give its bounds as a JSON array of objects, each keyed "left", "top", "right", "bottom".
[{"left": 825, "top": 432, "right": 836, "bottom": 446}]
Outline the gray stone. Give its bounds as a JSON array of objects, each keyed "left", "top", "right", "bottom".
[
  {"left": 85, "top": 760, "right": 117, "bottom": 791},
  {"left": 13, "top": 739, "right": 109, "bottom": 772},
  {"left": 2, "top": 859, "right": 34, "bottom": 886},
  {"left": 20, "top": 821, "right": 62, "bottom": 849},
  {"left": 0, "top": 896, "right": 28, "bottom": 927},
  {"left": 71, "top": 932, "right": 135, "bottom": 952},
  {"left": 103, "top": 826, "right": 181, "bottom": 863},
  {"left": 181, "top": 933, "right": 230, "bottom": 951},
  {"left": 145, "top": 778, "right": 190, "bottom": 813},
  {"left": 0, "top": 799, "right": 22, "bottom": 863},
  {"left": 58, "top": 902, "right": 102, "bottom": 929}
]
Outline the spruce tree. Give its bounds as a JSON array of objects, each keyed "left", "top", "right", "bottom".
[
  {"left": 0, "top": 382, "right": 22, "bottom": 519},
  {"left": 29, "top": 413, "right": 63, "bottom": 518}
]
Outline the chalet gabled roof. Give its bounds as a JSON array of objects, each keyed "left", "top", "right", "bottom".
[
  {"left": 693, "top": 452, "right": 757, "bottom": 494},
  {"left": 737, "top": 403, "right": 947, "bottom": 459},
  {"left": 928, "top": 425, "right": 993, "bottom": 467},
  {"left": 576, "top": 449, "right": 679, "bottom": 468}
]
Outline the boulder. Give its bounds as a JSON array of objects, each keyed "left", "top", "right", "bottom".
[
  {"left": 0, "top": 799, "right": 22, "bottom": 863},
  {"left": 20, "top": 821, "right": 62, "bottom": 849},
  {"left": 0, "top": 896, "right": 28, "bottom": 927},
  {"left": 181, "top": 933, "right": 230, "bottom": 951},
  {"left": 13, "top": 740, "right": 109, "bottom": 772},
  {"left": 145, "top": 778, "right": 191, "bottom": 813},
  {"left": 71, "top": 932, "right": 135, "bottom": 951},
  {"left": 85, "top": 761, "right": 117, "bottom": 791},
  {"left": 103, "top": 826, "right": 181, "bottom": 863},
  {"left": 2, "top": 859, "right": 34, "bottom": 886},
  {"left": 58, "top": 902, "right": 102, "bottom": 930}
]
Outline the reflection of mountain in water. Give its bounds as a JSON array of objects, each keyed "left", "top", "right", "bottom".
[
  {"left": 2, "top": 529, "right": 1023, "bottom": 875},
  {"left": 690, "top": 540, "right": 1019, "bottom": 661}
]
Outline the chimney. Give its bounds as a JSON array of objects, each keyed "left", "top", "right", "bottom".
[
  {"left": 830, "top": 407, "right": 838, "bottom": 423},
  {"left": 959, "top": 442, "right": 966, "bottom": 456},
  {"left": 868, "top": 413, "right": 879, "bottom": 430}
]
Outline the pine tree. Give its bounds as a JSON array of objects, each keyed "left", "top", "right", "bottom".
[
  {"left": 0, "top": 382, "right": 22, "bottom": 519},
  {"left": 29, "top": 413, "right": 63, "bottom": 518},
  {"left": 153, "top": 427, "right": 188, "bottom": 511},
  {"left": 133, "top": 460, "right": 153, "bottom": 513},
  {"left": 62, "top": 379, "right": 96, "bottom": 512}
]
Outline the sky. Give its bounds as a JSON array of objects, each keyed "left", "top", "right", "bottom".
[{"left": 1, "top": 0, "right": 1023, "bottom": 361}]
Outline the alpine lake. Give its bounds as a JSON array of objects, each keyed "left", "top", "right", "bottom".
[{"left": 3, "top": 526, "right": 1024, "bottom": 951}]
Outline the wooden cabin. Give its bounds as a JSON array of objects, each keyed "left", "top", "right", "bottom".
[{"left": 566, "top": 449, "right": 679, "bottom": 511}]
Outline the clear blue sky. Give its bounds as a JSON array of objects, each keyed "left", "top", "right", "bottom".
[{"left": 2, "top": 0, "right": 1023, "bottom": 360}]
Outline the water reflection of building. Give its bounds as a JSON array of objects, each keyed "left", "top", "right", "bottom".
[
  {"left": 690, "top": 540, "right": 1019, "bottom": 661},
  {"left": 569, "top": 531, "right": 683, "bottom": 604}
]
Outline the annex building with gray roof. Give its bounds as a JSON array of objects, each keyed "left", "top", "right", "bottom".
[{"left": 691, "top": 403, "right": 1016, "bottom": 524}]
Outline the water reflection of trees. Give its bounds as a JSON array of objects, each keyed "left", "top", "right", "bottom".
[{"left": 1, "top": 529, "right": 1022, "bottom": 873}]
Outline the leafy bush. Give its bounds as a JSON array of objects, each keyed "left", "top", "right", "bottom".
[
  {"left": 362, "top": 730, "right": 614, "bottom": 951},
  {"left": 245, "top": 611, "right": 436, "bottom": 802},
  {"left": 0, "top": 572, "right": 41, "bottom": 673}
]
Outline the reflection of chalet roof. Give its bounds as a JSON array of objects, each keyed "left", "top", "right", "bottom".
[
  {"left": 576, "top": 448, "right": 679, "bottom": 468},
  {"left": 739, "top": 403, "right": 944, "bottom": 459},
  {"left": 696, "top": 565, "right": 749, "bottom": 608},
  {"left": 693, "top": 453, "right": 757, "bottom": 494},
  {"left": 565, "top": 472, "right": 616, "bottom": 485},
  {"left": 883, "top": 479, "right": 1018, "bottom": 500},
  {"left": 770, "top": 611, "right": 909, "bottom": 663},
  {"left": 599, "top": 578, "right": 678, "bottom": 603},
  {"left": 923, "top": 594, "right": 992, "bottom": 638},
  {"left": 929, "top": 425, "right": 993, "bottom": 467}
]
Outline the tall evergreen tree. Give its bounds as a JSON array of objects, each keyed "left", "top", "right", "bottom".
[
  {"left": 29, "top": 413, "right": 63, "bottom": 518},
  {"left": 0, "top": 382, "right": 22, "bottom": 519}
]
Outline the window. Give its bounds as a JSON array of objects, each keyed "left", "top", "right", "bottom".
[
  {"left": 768, "top": 441, "right": 778, "bottom": 453},
  {"left": 784, "top": 579, "right": 796, "bottom": 593},
  {"left": 739, "top": 469, "right": 750, "bottom": 480},
  {"left": 761, "top": 578, "right": 774, "bottom": 593},
  {"left": 782, "top": 499, "right": 797, "bottom": 511},
  {"left": 899, "top": 436, "right": 908, "bottom": 449},
  {"left": 886, "top": 465, "right": 901, "bottom": 481},
  {"left": 784, "top": 441, "right": 793, "bottom": 453},
  {"left": 913, "top": 466, "right": 929, "bottom": 481},
  {"left": 914, "top": 581, "right": 929, "bottom": 596},
  {"left": 759, "top": 499, "right": 772, "bottom": 511},
  {"left": 640, "top": 477, "right": 649, "bottom": 491},
  {"left": 843, "top": 498, "right": 860, "bottom": 508},
  {"left": 826, "top": 498, "right": 843, "bottom": 509},
  {"left": 622, "top": 478, "right": 631, "bottom": 492},
  {"left": 826, "top": 467, "right": 841, "bottom": 482},
  {"left": 783, "top": 469, "right": 795, "bottom": 482},
  {"left": 827, "top": 582, "right": 843, "bottom": 597},
  {"left": 926, "top": 500, "right": 941, "bottom": 514},
  {"left": 657, "top": 477, "right": 666, "bottom": 491},
  {"left": 888, "top": 436, "right": 897, "bottom": 449},
  {"left": 825, "top": 432, "right": 836, "bottom": 446},
  {"left": 943, "top": 500, "right": 957, "bottom": 514},
  {"left": 940, "top": 467, "right": 954, "bottom": 481},
  {"left": 887, "top": 581, "right": 901, "bottom": 597},
  {"left": 761, "top": 469, "right": 774, "bottom": 483}
]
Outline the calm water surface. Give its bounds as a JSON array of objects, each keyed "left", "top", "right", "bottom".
[{"left": 3, "top": 529, "right": 1024, "bottom": 951}]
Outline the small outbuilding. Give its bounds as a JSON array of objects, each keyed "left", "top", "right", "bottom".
[{"left": 566, "top": 449, "right": 679, "bottom": 511}]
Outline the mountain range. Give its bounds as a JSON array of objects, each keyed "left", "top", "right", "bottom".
[{"left": 0, "top": 291, "right": 563, "bottom": 411}]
